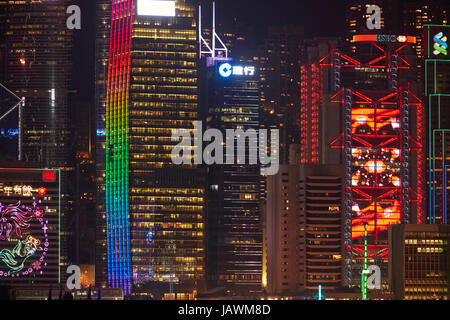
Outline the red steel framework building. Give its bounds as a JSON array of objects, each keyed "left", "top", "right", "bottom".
[{"left": 303, "top": 34, "right": 426, "bottom": 289}]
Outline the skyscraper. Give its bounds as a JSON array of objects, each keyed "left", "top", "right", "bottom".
[
  {"left": 95, "top": 0, "right": 112, "bottom": 290},
  {"left": 203, "top": 60, "right": 262, "bottom": 295},
  {"left": 0, "top": 0, "right": 75, "bottom": 279},
  {"left": 259, "top": 25, "right": 305, "bottom": 163},
  {"left": 299, "top": 38, "right": 341, "bottom": 165},
  {"left": 424, "top": 25, "right": 450, "bottom": 225},
  {"left": 318, "top": 33, "right": 425, "bottom": 290},
  {"left": 106, "top": 0, "right": 205, "bottom": 297}
]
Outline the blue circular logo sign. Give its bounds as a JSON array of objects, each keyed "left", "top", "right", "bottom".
[{"left": 218, "top": 63, "right": 233, "bottom": 78}]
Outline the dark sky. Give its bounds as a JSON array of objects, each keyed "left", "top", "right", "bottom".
[
  {"left": 212, "top": 0, "right": 344, "bottom": 39},
  {"left": 73, "top": 0, "right": 344, "bottom": 102}
]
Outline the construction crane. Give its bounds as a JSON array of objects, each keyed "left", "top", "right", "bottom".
[{"left": 0, "top": 82, "right": 25, "bottom": 161}]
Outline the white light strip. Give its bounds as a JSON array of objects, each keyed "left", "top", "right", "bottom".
[{"left": 137, "top": 0, "right": 176, "bottom": 17}]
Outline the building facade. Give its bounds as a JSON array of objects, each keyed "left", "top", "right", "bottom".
[
  {"left": 389, "top": 224, "right": 450, "bottom": 300},
  {"left": 106, "top": 0, "right": 205, "bottom": 296},
  {"left": 265, "top": 164, "right": 344, "bottom": 295},
  {"left": 95, "top": 0, "right": 112, "bottom": 289},
  {"left": 0, "top": 0, "right": 75, "bottom": 279},
  {"left": 0, "top": 166, "right": 61, "bottom": 287},
  {"left": 425, "top": 25, "right": 450, "bottom": 225},
  {"left": 203, "top": 60, "right": 262, "bottom": 295},
  {"left": 318, "top": 34, "right": 425, "bottom": 290}
]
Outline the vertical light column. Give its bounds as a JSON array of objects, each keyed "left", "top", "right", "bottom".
[{"left": 106, "top": 0, "right": 134, "bottom": 295}]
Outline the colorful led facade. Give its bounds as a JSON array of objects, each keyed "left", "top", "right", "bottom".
[
  {"left": 0, "top": 168, "right": 61, "bottom": 286},
  {"left": 425, "top": 25, "right": 450, "bottom": 225},
  {"left": 319, "top": 35, "right": 425, "bottom": 288},
  {"left": 106, "top": 0, "right": 205, "bottom": 296}
]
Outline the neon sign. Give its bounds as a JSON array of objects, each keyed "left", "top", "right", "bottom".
[
  {"left": 0, "top": 201, "right": 49, "bottom": 277},
  {"left": 218, "top": 63, "right": 256, "bottom": 78},
  {"left": 219, "top": 63, "right": 233, "bottom": 78},
  {"left": 0, "top": 128, "right": 18, "bottom": 140},
  {"left": 0, "top": 184, "right": 44, "bottom": 197},
  {"left": 42, "top": 170, "right": 57, "bottom": 183},
  {"left": 433, "top": 32, "right": 448, "bottom": 56},
  {"left": 352, "top": 34, "right": 416, "bottom": 44}
]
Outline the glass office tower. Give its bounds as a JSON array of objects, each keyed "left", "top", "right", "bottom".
[
  {"left": 204, "top": 60, "right": 262, "bottom": 295},
  {"left": 106, "top": 0, "right": 205, "bottom": 297},
  {"left": 95, "top": 0, "right": 112, "bottom": 289},
  {"left": 0, "top": 0, "right": 74, "bottom": 280}
]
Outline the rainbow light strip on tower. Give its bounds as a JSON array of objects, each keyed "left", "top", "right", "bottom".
[{"left": 105, "top": 0, "right": 134, "bottom": 295}]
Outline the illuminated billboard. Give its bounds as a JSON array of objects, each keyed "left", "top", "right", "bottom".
[
  {"left": 137, "top": 0, "right": 176, "bottom": 17},
  {"left": 0, "top": 168, "right": 60, "bottom": 285}
]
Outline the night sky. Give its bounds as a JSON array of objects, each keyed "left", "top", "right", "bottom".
[{"left": 72, "top": 0, "right": 344, "bottom": 103}]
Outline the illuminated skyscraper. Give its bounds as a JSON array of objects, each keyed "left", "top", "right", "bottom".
[
  {"left": 345, "top": 1, "right": 400, "bottom": 53},
  {"left": 424, "top": 25, "right": 450, "bottom": 225},
  {"left": 203, "top": 60, "right": 262, "bottom": 295},
  {"left": 106, "top": 0, "right": 205, "bottom": 297},
  {"left": 0, "top": 0, "right": 75, "bottom": 279},
  {"left": 95, "top": 0, "right": 112, "bottom": 289},
  {"left": 345, "top": 0, "right": 450, "bottom": 78},
  {"left": 317, "top": 34, "right": 426, "bottom": 290}
]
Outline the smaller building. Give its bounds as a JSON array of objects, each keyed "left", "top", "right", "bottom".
[
  {"left": 265, "top": 163, "right": 344, "bottom": 294},
  {"left": 389, "top": 224, "right": 450, "bottom": 300}
]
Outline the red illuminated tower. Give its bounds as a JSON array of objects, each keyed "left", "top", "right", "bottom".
[{"left": 316, "top": 34, "right": 425, "bottom": 289}]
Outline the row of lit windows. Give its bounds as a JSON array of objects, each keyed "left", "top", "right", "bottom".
[
  {"left": 133, "top": 28, "right": 196, "bottom": 41},
  {"left": 405, "top": 239, "right": 448, "bottom": 245},
  {"left": 131, "top": 84, "right": 197, "bottom": 93},
  {"left": 132, "top": 59, "right": 196, "bottom": 68},
  {"left": 131, "top": 119, "right": 194, "bottom": 127},
  {"left": 133, "top": 50, "right": 196, "bottom": 59},
  {"left": 130, "top": 196, "right": 203, "bottom": 204},
  {"left": 132, "top": 67, "right": 197, "bottom": 76},
  {"left": 130, "top": 205, "right": 203, "bottom": 212},
  {"left": 133, "top": 42, "right": 196, "bottom": 52},
  {"left": 130, "top": 136, "right": 181, "bottom": 144},
  {"left": 130, "top": 111, "right": 197, "bottom": 118},
  {"left": 131, "top": 93, "right": 197, "bottom": 101},
  {"left": 131, "top": 127, "right": 194, "bottom": 135},
  {"left": 131, "top": 101, "right": 197, "bottom": 110},
  {"left": 132, "top": 76, "right": 197, "bottom": 84},
  {"left": 131, "top": 222, "right": 203, "bottom": 229},
  {"left": 130, "top": 161, "right": 199, "bottom": 168},
  {"left": 131, "top": 188, "right": 204, "bottom": 195}
]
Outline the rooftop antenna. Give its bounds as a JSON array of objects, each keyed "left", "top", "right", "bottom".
[
  {"left": 0, "top": 82, "right": 25, "bottom": 161},
  {"left": 199, "top": 1, "right": 229, "bottom": 61}
]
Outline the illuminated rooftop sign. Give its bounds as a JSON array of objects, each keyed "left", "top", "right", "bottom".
[
  {"left": 424, "top": 25, "right": 450, "bottom": 59},
  {"left": 353, "top": 34, "right": 416, "bottom": 44},
  {"left": 137, "top": 0, "right": 176, "bottom": 17},
  {"left": 218, "top": 62, "right": 256, "bottom": 78}
]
